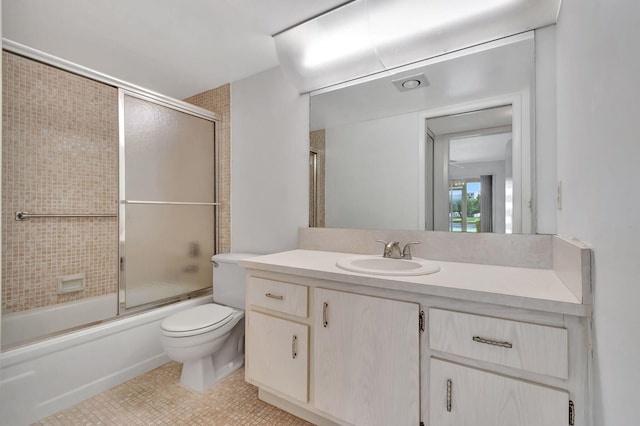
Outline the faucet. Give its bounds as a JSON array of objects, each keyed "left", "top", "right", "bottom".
[
  {"left": 377, "top": 240, "right": 403, "bottom": 259},
  {"left": 377, "top": 240, "right": 421, "bottom": 259}
]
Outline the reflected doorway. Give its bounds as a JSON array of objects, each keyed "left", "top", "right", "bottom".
[{"left": 428, "top": 104, "right": 512, "bottom": 233}]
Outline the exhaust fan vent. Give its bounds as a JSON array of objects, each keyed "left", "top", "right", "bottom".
[{"left": 392, "top": 73, "right": 430, "bottom": 92}]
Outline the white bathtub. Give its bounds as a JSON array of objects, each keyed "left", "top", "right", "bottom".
[
  {"left": 0, "top": 295, "right": 212, "bottom": 426},
  {"left": 2, "top": 294, "right": 118, "bottom": 348}
]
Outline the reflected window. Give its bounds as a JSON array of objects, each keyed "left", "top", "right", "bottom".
[{"left": 449, "top": 179, "right": 482, "bottom": 232}]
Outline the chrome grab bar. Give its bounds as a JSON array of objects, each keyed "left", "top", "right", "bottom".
[
  {"left": 16, "top": 211, "right": 117, "bottom": 221},
  {"left": 122, "top": 200, "right": 221, "bottom": 206}
]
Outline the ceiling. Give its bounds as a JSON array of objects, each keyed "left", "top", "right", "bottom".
[
  {"left": 450, "top": 133, "right": 512, "bottom": 164},
  {"left": 2, "top": 0, "right": 350, "bottom": 99}
]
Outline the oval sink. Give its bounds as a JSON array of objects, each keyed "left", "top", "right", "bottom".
[{"left": 336, "top": 255, "right": 440, "bottom": 276}]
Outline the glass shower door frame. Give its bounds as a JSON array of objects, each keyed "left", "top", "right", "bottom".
[{"left": 118, "top": 89, "right": 220, "bottom": 315}]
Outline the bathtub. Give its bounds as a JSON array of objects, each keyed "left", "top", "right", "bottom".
[
  {"left": 2, "top": 293, "right": 118, "bottom": 349},
  {"left": 0, "top": 294, "right": 212, "bottom": 426}
]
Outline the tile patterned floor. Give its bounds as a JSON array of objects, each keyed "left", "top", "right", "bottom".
[{"left": 35, "top": 363, "right": 314, "bottom": 426}]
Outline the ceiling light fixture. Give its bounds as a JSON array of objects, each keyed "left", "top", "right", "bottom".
[{"left": 274, "top": 0, "right": 561, "bottom": 93}]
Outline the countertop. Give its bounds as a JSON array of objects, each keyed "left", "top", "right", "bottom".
[{"left": 240, "top": 249, "right": 591, "bottom": 317}]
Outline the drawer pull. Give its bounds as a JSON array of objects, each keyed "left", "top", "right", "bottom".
[
  {"left": 292, "top": 335, "right": 297, "bottom": 359},
  {"left": 323, "top": 302, "right": 329, "bottom": 327},
  {"left": 265, "top": 293, "right": 284, "bottom": 300},
  {"left": 446, "top": 379, "right": 452, "bottom": 412},
  {"left": 472, "top": 336, "right": 513, "bottom": 349}
]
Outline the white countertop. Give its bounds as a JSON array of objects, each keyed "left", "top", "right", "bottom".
[{"left": 240, "top": 249, "right": 591, "bottom": 317}]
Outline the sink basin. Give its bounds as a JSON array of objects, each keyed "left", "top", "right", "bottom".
[{"left": 336, "top": 255, "right": 440, "bottom": 276}]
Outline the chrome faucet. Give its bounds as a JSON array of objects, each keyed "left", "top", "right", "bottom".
[
  {"left": 377, "top": 240, "right": 403, "bottom": 259},
  {"left": 377, "top": 240, "right": 421, "bottom": 259}
]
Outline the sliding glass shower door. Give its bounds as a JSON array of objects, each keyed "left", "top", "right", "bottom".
[{"left": 120, "top": 91, "right": 217, "bottom": 311}]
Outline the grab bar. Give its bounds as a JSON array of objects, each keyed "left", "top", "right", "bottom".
[
  {"left": 15, "top": 211, "right": 117, "bottom": 221},
  {"left": 122, "top": 200, "right": 221, "bottom": 206}
]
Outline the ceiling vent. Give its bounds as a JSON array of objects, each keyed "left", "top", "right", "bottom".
[{"left": 392, "top": 73, "right": 430, "bottom": 92}]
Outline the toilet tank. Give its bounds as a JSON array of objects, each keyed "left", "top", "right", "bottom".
[{"left": 212, "top": 253, "right": 258, "bottom": 309}]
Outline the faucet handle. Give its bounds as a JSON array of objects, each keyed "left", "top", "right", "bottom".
[{"left": 402, "top": 242, "right": 421, "bottom": 260}]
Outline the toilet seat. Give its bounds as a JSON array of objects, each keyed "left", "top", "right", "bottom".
[{"left": 160, "top": 304, "right": 234, "bottom": 338}]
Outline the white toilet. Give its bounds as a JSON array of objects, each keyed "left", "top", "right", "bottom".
[{"left": 160, "top": 252, "right": 257, "bottom": 392}]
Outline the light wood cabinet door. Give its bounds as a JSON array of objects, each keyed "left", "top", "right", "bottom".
[
  {"left": 246, "top": 311, "right": 309, "bottom": 402},
  {"left": 314, "top": 288, "right": 420, "bottom": 426},
  {"left": 430, "top": 358, "right": 568, "bottom": 426}
]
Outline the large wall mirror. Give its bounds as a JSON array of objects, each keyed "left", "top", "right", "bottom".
[{"left": 309, "top": 32, "right": 534, "bottom": 233}]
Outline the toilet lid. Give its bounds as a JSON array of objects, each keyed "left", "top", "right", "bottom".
[{"left": 161, "top": 304, "right": 234, "bottom": 337}]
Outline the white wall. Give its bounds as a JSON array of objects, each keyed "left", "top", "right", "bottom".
[
  {"left": 556, "top": 1, "right": 640, "bottom": 424},
  {"left": 534, "top": 25, "right": 558, "bottom": 234},
  {"left": 230, "top": 66, "right": 309, "bottom": 254},
  {"left": 0, "top": 0, "right": 3, "bottom": 346},
  {"left": 325, "top": 113, "right": 421, "bottom": 230}
]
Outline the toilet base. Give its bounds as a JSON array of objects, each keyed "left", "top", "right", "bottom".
[
  {"left": 176, "top": 316, "right": 246, "bottom": 392},
  {"left": 180, "top": 353, "right": 244, "bottom": 392}
]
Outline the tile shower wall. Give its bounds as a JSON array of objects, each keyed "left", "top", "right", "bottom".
[
  {"left": 2, "top": 52, "right": 119, "bottom": 313},
  {"left": 184, "top": 85, "right": 231, "bottom": 252}
]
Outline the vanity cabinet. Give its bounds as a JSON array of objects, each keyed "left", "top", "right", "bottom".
[
  {"left": 245, "top": 277, "right": 310, "bottom": 403},
  {"left": 246, "top": 311, "right": 309, "bottom": 402},
  {"left": 429, "top": 309, "right": 574, "bottom": 426},
  {"left": 243, "top": 248, "right": 590, "bottom": 426},
  {"left": 429, "top": 358, "right": 568, "bottom": 426},
  {"left": 428, "top": 308, "right": 569, "bottom": 379},
  {"left": 314, "top": 288, "right": 420, "bottom": 426}
]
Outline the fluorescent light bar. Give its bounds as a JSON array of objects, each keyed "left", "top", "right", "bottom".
[{"left": 274, "top": 0, "right": 560, "bottom": 93}]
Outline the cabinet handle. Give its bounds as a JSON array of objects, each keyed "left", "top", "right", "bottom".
[
  {"left": 265, "top": 292, "right": 283, "bottom": 300},
  {"left": 472, "top": 336, "right": 513, "bottom": 349},
  {"left": 446, "top": 379, "right": 452, "bottom": 412},
  {"left": 323, "top": 302, "right": 329, "bottom": 327},
  {"left": 292, "top": 335, "right": 297, "bottom": 359}
]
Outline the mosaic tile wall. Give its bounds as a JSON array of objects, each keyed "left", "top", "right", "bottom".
[
  {"left": 2, "top": 51, "right": 119, "bottom": 313},
  {"left": 310, "top": 129, "right": 326, "bottom": 227},
  {"left": 184, "top": 85, "right": 231, "bottom": 253}
]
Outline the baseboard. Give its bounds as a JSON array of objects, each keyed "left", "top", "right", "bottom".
[{"left": 258, "top": 388, "right": 343, "bottom": 426}]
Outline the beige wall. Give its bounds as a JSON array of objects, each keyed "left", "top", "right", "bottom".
[
  {"left": 184, "top": 85, "right": 231, "bottom": 253},
  {"left": 1, "top": 51, "right": 119, "bottom": 313}
]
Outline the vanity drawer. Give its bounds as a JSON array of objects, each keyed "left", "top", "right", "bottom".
[
  {"left": 429, "top": 309, "right": 568, "bottom": 379},
  {"left": 247, "top": 276, "right": 308, "bottom": 318}
]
